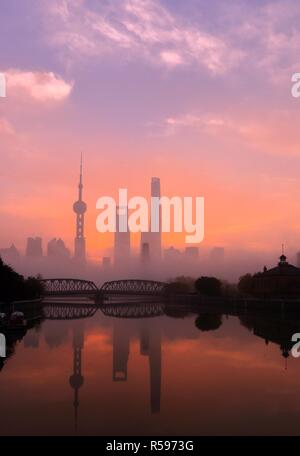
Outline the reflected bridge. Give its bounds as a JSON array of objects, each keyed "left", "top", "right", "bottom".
[
  {"left": 43, "top": 302, "right": 98, "bottom": 320},
  {"left": 43, "top": 301, "right": 165, "bottom": 320},
  {"left": 100, "top": 301, "right": 165, "bottom": 319}
]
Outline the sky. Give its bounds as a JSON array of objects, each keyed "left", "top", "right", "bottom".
[{"left": 1, "top": 0, "right": 300, "bottom": 260}]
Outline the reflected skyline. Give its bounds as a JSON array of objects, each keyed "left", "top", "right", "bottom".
[{"left": 1, "top": 298, "right": 300, "bottom": 435}]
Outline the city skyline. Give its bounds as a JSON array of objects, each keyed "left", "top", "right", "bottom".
[{"left": 1, "top": 0, "right": 300, "bottom": 260}]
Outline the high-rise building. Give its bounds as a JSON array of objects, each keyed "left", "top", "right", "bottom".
[
  {"left": 164, "top": 246, "right": 181, "bottom": 261},
  {"left": 210, "top": 247, "right": 225, "bottom": 262},
  {"left": 150, "top": 177, "right": 162, "bottom": 260},
  {"left": 185, "top": 246, "right": 199, "bottom": 259},
  {"left": 26, "top": 237, "right": 43, "bottom": 257},
  {"left": 140, "top": 177, "right": 162, "bottom": 262},
  {"left": 141, "top": 242, "right": 150, "bottom": 264},
  {"left": 102, "top": 256, "right": 111, "bottom": 270},
  {"left": 296, "top": 251, "right": 300, "bottom": 268},
  {"left": 0, "top": 243, "right": 20, "bottom": 263},
  {"left": 114, "top": 205, "right": 130, "bottom": 265},
  {"left": 73, "top": 154, "right": 87, "bottom": 263},
  {"left": 47, "top": 238, "right": 70, "bottom": 259}
]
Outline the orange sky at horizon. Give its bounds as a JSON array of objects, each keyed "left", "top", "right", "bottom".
[{"left": 1, "top": 0, "right": 300, "bottom": 261}]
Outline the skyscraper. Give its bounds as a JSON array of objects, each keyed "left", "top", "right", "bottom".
[
  {"left": 151, "top": 177, "right": 162, "bottom": 259},
  {"left": 73, "top": 154, "right": 87, "bottom": 263},
  {"left": 114, "top": 205, "right": 130, "bottom": 265},
  {"left": 47, "top": 238, "right": 70, "bottom": 259},
  {"left": 140, "top": 177, "right": 162, "bottom": 262},
  {"left": 25, "top": 237, "right": 43, "bottom": 257}
]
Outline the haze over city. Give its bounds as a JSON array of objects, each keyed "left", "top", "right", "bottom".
[{"left": 1, "top": 0, "right": 300, "bottom": 280}]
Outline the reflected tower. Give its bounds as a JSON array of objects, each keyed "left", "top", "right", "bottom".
[
  {"left": 140, "top": 324, "right": 161, "bottom": 413},
  {"left": 69, "top": 322, "right": 84, "bottom": 433},
  {"left": 73, "top": 154, "right": 87, "bottom": 263},
  {"left": 113, "top": 320, "right": 130, "bottom": 381}
]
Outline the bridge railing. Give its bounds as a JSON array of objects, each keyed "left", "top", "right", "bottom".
[
  {"left": 40, "top": 278, "right": 167, "bottom": 297},
  {"left": 40, "top": 278, "right": 98, "bottom": 296}
]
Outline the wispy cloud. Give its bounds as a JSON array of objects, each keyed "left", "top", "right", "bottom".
[
  {"left": 45, "top": 0, "right": 243, "bottom": 74},
  {"left": 158, "top": 108, "right": 300, "bottom": 157},
  {"left": 5, "top": 70, "right": 73, "bottom": 102}
]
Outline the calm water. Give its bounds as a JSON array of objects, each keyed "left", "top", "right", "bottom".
[{"left": 1, "top": 298, "right": 300, "bottom": 436}]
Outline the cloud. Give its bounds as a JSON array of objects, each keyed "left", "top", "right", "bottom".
[
  {"left": 5, "top": 70, "right": 73, "bottom": 102},
  {"left": 160, "top": 51, "right": 184, "bottom": 67},
  {"left": 162, "top": 109, "right": 300, "bottom": 157},
  {"left": 45, "top": 0, "right": 242, "bottom": 74}
]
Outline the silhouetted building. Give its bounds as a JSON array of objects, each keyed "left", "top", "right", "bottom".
[
  {"left": 26, "top": 237, "right": 43, "bottom": 257},
  {"left": 253, "top": 253, "right": 300, "bottom": 298},
  {"left": 297, "top": 251, "right": 300, "bottom": 268},
  {"left": 185, "top": 246, "right": 199, "bottom": 259},
  {"left": 150, "top": 177, "right": 162, "bottom": 260},
  {"left": 0, "top": 243, "right": 20, "bottom": 263},
  {"left": 210, "top": 247, "right": 225, "bottom": 262},
  {"left": 114, "top": 206, "right": 130, "bottom": 265},
  {"left": 141, "top": 242, "right": 150, "bottom": 264},
  {"left": 47, "top": 238, "right": 70, "bottom": 259},
  {"left": 140, "top": 177, "right": 162, "bottom": 262},
  {"left": 165, "top": 246, "right": 181, "bottom": 261},
  {"left": 102, "top": 256, "right": 111, "bottom": 270},
  {"left": 73, "top": 154, "right": 87, "bottom": 263}
]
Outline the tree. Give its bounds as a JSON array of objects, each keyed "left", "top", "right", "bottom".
[
  {"left": 0, "top": 257, "right": 44, "bottom": 303},
  {"left": 238, "top": 274, "right": 254, "bottom": 296},
  {"left": 195, "top": 313, "right": 223, "bottom": 331},
  {"left": 194, "top": 276, "right": 222, "bottom": 296},
  {"left": 165, "top": 280, "right": 190, "bottom": 295}
]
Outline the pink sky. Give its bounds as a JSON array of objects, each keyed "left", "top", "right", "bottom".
[{"left": 1, "top": 0, "right": 300, "bottom": 260}]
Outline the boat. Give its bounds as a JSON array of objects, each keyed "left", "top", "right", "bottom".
[{"left": 8, "top": 311, "right": 26, "bottom": 330}]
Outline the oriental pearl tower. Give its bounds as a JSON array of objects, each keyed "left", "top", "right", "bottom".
[{"left": 73, "top": 154, "right": 87, "bottom": 263}]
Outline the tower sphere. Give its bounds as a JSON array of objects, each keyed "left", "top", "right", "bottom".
[{"left": 73, "top": 200, "right": 87, "bottom": 214}]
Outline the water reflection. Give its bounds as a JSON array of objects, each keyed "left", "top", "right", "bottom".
[
  {"left": 1, "top": 299, "right": 300, "bottom": 435},
  {"left": 69, "top": 321, "right": 84, "bottom": 434}
]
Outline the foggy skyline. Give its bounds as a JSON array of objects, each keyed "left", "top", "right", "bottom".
[{"left": 1, "top": 0, "right": 300, "bottom": 262}]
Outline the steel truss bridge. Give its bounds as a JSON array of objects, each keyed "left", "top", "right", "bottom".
[
  {"left": 40, "top": 278, "right": 167, "bottom": 297},
  {"left": 40, "top": 279, "right": 98, "bottom": 296},
  {"left": 100, "top": 279, "right": 166, "bottom": 296}
]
